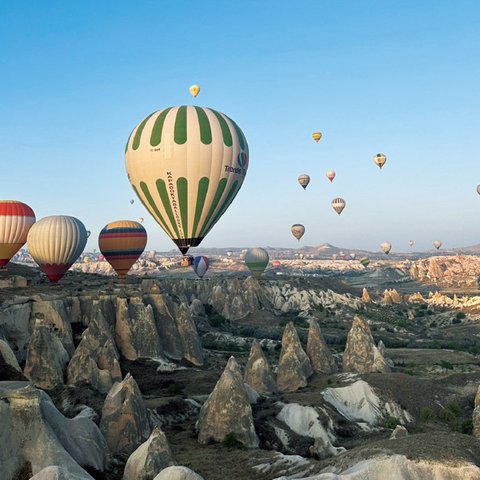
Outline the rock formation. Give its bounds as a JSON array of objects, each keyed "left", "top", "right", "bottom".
[
  {"left": 197, "top": 356, "right": 259, "bottom": 448},
  {"left": 362, "top": 288, "right": 371, "bottom": 303},
  {"left": 67, "top": 307, "right": 122, "bottom": 393},
  {"left": 473, "top": 385, "right": 480, "bottom": 438},
  {"left": 0, "top": 382, "right": 107, "bottom": 479},
  {"left": 115, "top": 297, "right": 163, "bottom": 360},
  {"left": 306, "top": 319, "right": 337, "bottom": 374},
  {"left": 30, "top": 466, "right": 92, "bottom": 480},
  {"left": 343, "top": 316, "right": 390, "bottom": 374},
  {"left": 277, "top": 322, "right": 313, "bottom": 392},
  {"left": 123, "top": 426, "right": 175, "bottom": 480},
  {"left": 390, "top": 425, "right": 408, "bottom": 439},
  {"left": 24, "top": 317, "right": 69, "bottom": 390},
  {"left": 0, "top": 338, "right": 22, "bottom": 373},
  {"left": 173, "top": 302, "right": 204, "bottom": 366},
  {"left": 244, "top": 340, "right": 277, "bottom": 394},
  {"left": 153, "top": 466, "right": 204, "bottom": 480},
  {"left": 100, "top": 373, "right": 151, "bottom": 456}
]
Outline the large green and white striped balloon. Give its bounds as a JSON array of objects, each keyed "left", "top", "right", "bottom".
[{"left": 125, "top": 105, "right": 249, "bottom": 254}]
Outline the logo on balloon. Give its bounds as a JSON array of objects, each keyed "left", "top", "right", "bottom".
[{"left": 237, "top": 152, "right": 249, "bottom": 170}]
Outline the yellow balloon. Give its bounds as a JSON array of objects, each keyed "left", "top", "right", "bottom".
[
  {"left": 312, "top": 131, "right": 322, "bottom": 143},
  {"left": 189, "top": 85, "right": 200, "bottom": 97}
]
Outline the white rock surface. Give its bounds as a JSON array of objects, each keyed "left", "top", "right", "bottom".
[
  {"left": 30, "top": 466, "right": 92, "bottom": 480},
  {"left": 153, "top": 466, "right": 205, "bottom": 480}
]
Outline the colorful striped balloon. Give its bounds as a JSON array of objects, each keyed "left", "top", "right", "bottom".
[
  {"left": 27, "top": 215, "right": 88, "bottom": 283},
  {"left": 125, "top": 105, "right": 249, "bottom": 255},
  {"left": 0, "top": 200, "right": 36, "bottom": 268},
  {"left": 245, "top": 248, "right": 269, "bottom": 279},
  {"left": 98, "top": 220, "right": 147, "bottom": 278},
  {"left": 193, "top": 255, "right": 209, "bottom": 278}
]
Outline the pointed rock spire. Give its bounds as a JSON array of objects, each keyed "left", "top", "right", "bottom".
[
  {"left": 197, "top": 356, "right": 259, "bottom": 448},
  {"left": 306, "top": 319, "right": 337, "bottom": 374},
  {"left": 244, "top": 340, "right": 277, "bottom": 394},
  {"left": 277, "top": 322, "right": 313, "bottom": 392}
]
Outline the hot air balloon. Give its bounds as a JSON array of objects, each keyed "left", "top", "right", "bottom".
[
  {"left": 312, "top": 131, "right": 322, "bottom": 143},
  {"left": 27, "top": 215, "right": 88, "bottom": 283},
  {"left": 0, "top": 200, "right": 36, "bottom": 269},
  {"left": 226, "top": 250, "right": 233, "bottom": 257},
  {"left": 130, "top": 199, "right": 134, "bottom": 205},
  {"left": 245, "top": 248, "right": 269, "bottom": 279},
  {"left": 189, "top": 84, "right": 200, "bottom": 98},
  {"left": 298, "top": 174, "right": 310, "bottom": 190},
  {"left": 291, "top": 224, "right": 305, "bottom": 241},
  {"left": 331, "top": 197, "right": 346, "bottom": 215},
  {"left": 125, "top": 106, "right": 249, "bottom": 255},
  {"left": 349, "top": 253, "right": 356, "bottom": 260},
  {"left": 477, "top": 274, "right": 480, "bottom": 289},
  {"left": 138, "top": 217, "right": 144, "bottom": 223},
  {"left": 272, "top": 259, "right": 281, "bottom": 269},
  {"left": 477, "top": 185, "right": 480, "bottom": 195},
  {"left": 193, "top": 255, "right": 209, "bottom": 278},
  {"left": 408, "top": 240, "right": 414, "bottom": 247},
  {"left": 373, "top": 153, "right": 387, "bottom": 169},
  {"left": 98, "top": 220, "right": 147, "bottom": 279},
  {"left": 360, "top": 257, "right": 370, "bottom": 267},
  {"left": 326, "top": 170, "right": 335, "bottom": 182},
  {"left": 380, "top": 242, "right": 392, "bottom": 255},
  {"left": 433, "top": 240, "right": 442, "bottom": 250}
]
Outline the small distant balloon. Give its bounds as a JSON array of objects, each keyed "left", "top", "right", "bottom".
[
  {"left": 373, "top": 153, "right": 387, "bottom": 169},
  {"left": 349, "top": 253, "right": 356, "bottom": 260},
  {"left": 189, "top": 84, "right": 200, "bottom": 97},
  {"left": 226, "top": 250, "right": 233, "bottom": 257},
  {"left": 477, "top": 185, "right": 480, "bottom": 195},
  {"left": 245, "top": 248, "right": 269, "bottom": 279},
  {"left": 360, "top": 257, "right": 370, "bottom": 267},
  {"left": 291, "top": 224, "right": 305, "bottom": 241},
  {"left": 380, "top": 242, "right": 392, "bottom": 255},
  {"left": 138, "top": 217, "right": 144, "bottom": 223},
  {"left": 193, "top": 256, "right": 209, "bottom": 278},
  {"left": 433, "top": 240, "right": 442, "bottom": 250},
  {"left": 298, "top": 174, "right": 310, "bottom": 190},
  {"left": 408, "top": 240, "right": 414, "bottom": 247},
  {"left": 326, "top": 170, "right": 336, "bottom": 182},
  {"left": 130, "top": 199, "right": 134, "bottom": 205},
  {"left": 331, "top": 197, "right": 346, "bottom": 215},
  {"left": 312, "top": 131, "right": 322, "bottom": 143}
]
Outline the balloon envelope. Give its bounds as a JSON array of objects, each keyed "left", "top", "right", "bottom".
[
  {"left": 380, "top": 242, "right": 392, "bottom": 254},
  {"left": 0, "top": 200, "right": 36, "bottom": 268},
  {"left": 193, "top": 255, "right": 209, "bottom": 278},
  {"left": 291, "top": 224, "right": 305, "bottom": 241},
  {"left": 298, "top": 174, "right": 310, "bottom": 189},
  {"left": 189, "top": 84, "right": 200, "bottom": 97},
  {"left": 331, "top": 197, "right": 346, "bottom": 215},
  {"left": 98, "top": 220, "right": 147, "bottom": 278},
  {"left": 360, "top": 257, "right": 370, "bottom": 267},
  {"left": 27, "top": 215, "right": 88, "bottom": 283},
  {"left": 245, "top": 248, "right": 269, "bottom": 279},
  {"left": 125, "top": 105, "right": 249, "bottom": 254},
  {"left": 312, "top": 131, "right": 322, "bottom": 142},
  {"left": 477, "top": 185, "right": 480, "bottom": 195},
  {"left": 433, "top": 240, "right": 442, "bottom": 250},
  {"left": 408, "top": 240, "right": 414, "bottom": 247},
  {"left": 326, "top": 170, "right": 335, "bottom": 182},
  {"left": 373, "top": 153, "right": 387, "bottom": 169}
]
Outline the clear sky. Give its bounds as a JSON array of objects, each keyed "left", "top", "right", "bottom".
[{"left": 1, "top": 1, "right": 479, "bottom": 253}]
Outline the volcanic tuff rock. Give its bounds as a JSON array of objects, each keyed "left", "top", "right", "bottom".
[
  {"left": 67, "top": 306, "right": 122, "bottom": 393},
  {"left": 153, "top": 466, "right": 205, "bottom": 480},
  {"left": 0, "top": 300, "right": 32, "bottom": 362},
  {"left": 143, "top": 293, "right": 183, "bottom": 360},
  {"left": 115, "top": 297, "right": 163, "bottom": 360},
  {"left": 30, "top": 466, "right": 92, "bottom": 480},
  {"left": 343, "top": 316, "right": 390, "bottom": 374},
  {"left": 173, "top": 302, "right": 204, "bottom": 366},
  {"left": 277, "top": 322, "right": 313, "bottom": 392},
  {"left": 197, "top": 356, "right": 259, "bottom": 448},
  {"left": 123, "top": 426, "right": 175, "bottom": 480},
  {"left": 0, "top": 382, "right": 107, "bottom": 479},
  {"left": 244, "top": 340, "right": 277, "bottom": 394},
  {"left": 100, "top": 373, "right": 151, "bottom": 456},
  {"left": 361, "top": 288, "right": 371, "bottom": 303},
  {"left": 24, "top": 318, "right": 69, "bottom": 390},
  {"left": 306, "top": 319, "right": 337, "bottom": 374},
  {"left": 0, "top": 338, "right": 22, "bottom": 372},
  {"left": 473, "top": 384, "right": 480, "bottom": 438},
  {"left": 390, "top": 425, "right": 408, "bottom": 439}
]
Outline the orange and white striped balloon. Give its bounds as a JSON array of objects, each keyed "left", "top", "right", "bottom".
[{"left": 0, "top": 200, "right": 36, "bottom": 268}]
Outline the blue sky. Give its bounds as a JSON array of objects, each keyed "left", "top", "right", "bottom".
[{"left": 1, "top": 1, "right": 479, "bottom": 253}]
